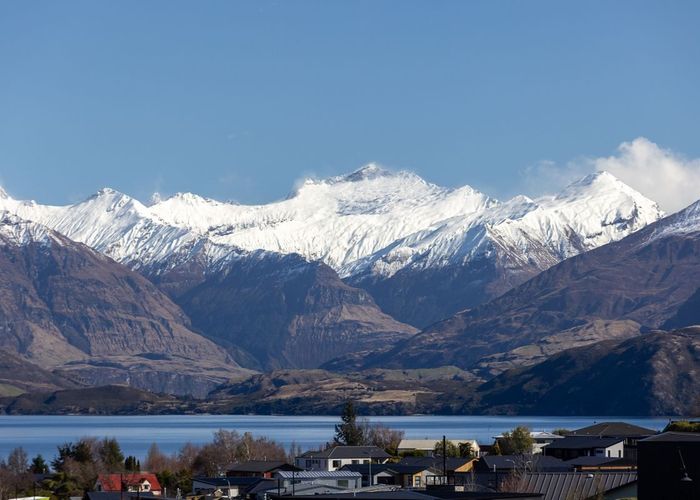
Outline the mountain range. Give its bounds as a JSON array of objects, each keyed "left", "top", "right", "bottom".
[{"left": 1, "top": 166, "right": 699, "bottom": 414}]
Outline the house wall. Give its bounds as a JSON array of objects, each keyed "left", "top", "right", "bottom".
[
  {"left": 599, "top": 442, "right": 625, "bottom": 458},
  {"left": 296, "top": 457, "right": 377, "bottom": 471}
]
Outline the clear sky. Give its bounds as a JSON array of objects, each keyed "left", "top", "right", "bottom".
[{"left": 1, "top": 1, "right": 699, "bottom": 206}]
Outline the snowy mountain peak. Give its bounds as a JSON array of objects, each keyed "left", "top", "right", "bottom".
[
  {"left": 0, "top": 186, "right": 8, "bottom": 200},
  {"left": 341, "top": 163, "right": 394, "bottom": 182},
  {"left": 0, "top": 167, "right": 666, "bottom": 284},
  {"left": 0, "top": 211, "right": 55, "bottom": 247},
  {"left": 646, "top": 198, "right": 700, "bottom": 243}
]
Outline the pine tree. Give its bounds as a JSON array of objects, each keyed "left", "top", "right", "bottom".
[
  {"left": 334, "top": 401, "right": 364, "bottom": 446},
  {"left": 31, "top": 454, "right": 49, "bottom": 474}
]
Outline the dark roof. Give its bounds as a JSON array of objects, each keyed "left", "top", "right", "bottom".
[
  {"left": 269, "top": 492, "right": 435, "bottom": 500},
  {"left": 398, "top": 456, "right": 473, "bottom": 471},
  {"left": 476, "top": 455, "right": 569, "bottom": 472},
  {"left": 517, "top": 472, "right": 637, "bottom": 500},
  {"left": 87, "top": 493, "right": 156, "bottom": 500},
  {"left": 245, "top": 479, "right": 280, "bottom": 495},
  {"left": 569, "top": 421, "right": 658, "bottom": 437},
  {"left": 226, "top": 460, "right": 298, "bottom": 472},
  {"left": 543, "top": 436, "right": 623, "bottom": 450},
  {"left": 564, "top": 456, "right": 624, "bottom": 466},
  {"left": 341, "top": 464, "right": 435, "bottom": 475},
  {"left": 193, "top": 477, "right": 262, "bottom": 487},
  {"left": 301, "top": 446, "right": 391, "bottom": 460},
  {"left": 639, "top": 431, "right": 700, "bottom": 442}
]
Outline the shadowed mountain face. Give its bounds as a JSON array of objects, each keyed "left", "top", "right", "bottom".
[
  {"left": 663, "top": 288, "right": 700, "bottom": 330},
  {"left": 352, "top": 202, "right": 700, "bottom": 373},
  {"left": 0, "top": 213, "right": 250, "bottom": 396},
  {"left": 470, "top": 328, "right": 700, "bottom": 416},
  {"left": 347, "top": 249, "right": 543, "bottom": 329},
  {"left": 165, "top": 253, "right": 418, "bottom": 371}
]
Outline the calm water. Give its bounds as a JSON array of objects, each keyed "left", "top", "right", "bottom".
[{"left": 0, "top": 415, "right": 670, "bottom": 461}]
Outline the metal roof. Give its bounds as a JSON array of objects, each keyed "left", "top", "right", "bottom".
[
  {"left": 639, "top": 431, "right": 700, "bottom": 442},
  {"left": 341, "top": 464, "right": 436, "bottom": 475},
  {"left": 569, "top": 421, "right": 658, "bottom": 437},
  {"left": 518, "top": 472, "right": 637, "bottom": 500},
  {"left": 226, "top": 460, "right": 298, "bottom": 472},
  {"left": 477, "top": 455, "right": 569, "bottom": 472},
  {"left": 299, "top": 446, "right": 392, "bottom": 460},
  {"left": 543, "top": 436, "right": 623, "bottom": 450},
  {"left": 277, "top": 470, "right": 363, "bottom": 479}
]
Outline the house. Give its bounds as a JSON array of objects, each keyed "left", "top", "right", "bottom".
[
  {"left": 397, "top": 439, "right": 481, "bottom": 457},
  {"left": 274, "top": 470, "right": 363, "bottom": 491},
  {"left": 517, "top": 472, "right": 637, "bottom": 500},
  {"left": 567, "top": 421, "right": 657, "bottom": 460},
  {"left": 95, "top": 474, "right": 162, "bottom": 496},
  {"left": 637, "top": 431, "right": 700, "bottom": 500},
  {"left": 492, "top": 432, "right": 564, "bottom": 455},
  {"left": 398, "top": 456, "right": 477, "bottom": 485},
  {"left": 295, "top": 446, "right": 391, "bottom": 471},
  {"left": 542, "top": 436, "right": 625, "bottom": 461},
  {"left": 341, "top": 463, "right": 442, "bottom": 488},
  {"left": 472, "top": 455, "right": 570, "bottom": 490},
  {"left": 192, "top": 476, "right": 263, "bottom": 498},
  {"left": 226, "top": 460, "right": 300, "bottom": 478}
]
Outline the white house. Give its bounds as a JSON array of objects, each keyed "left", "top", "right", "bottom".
[
  {"left": 397, "top": 439, "right": 481, "bottom": 457},
  {"left": 493, "top": 431, "right": 564, "bottom": 454},
  {"left": 295, "top": 446, "right": 391, "bottom": 472},
  {"left": 274, "top": 470, "right": 363, "bottom": 491}
]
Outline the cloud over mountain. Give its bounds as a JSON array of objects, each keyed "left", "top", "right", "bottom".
[{"left": 593, "top": 137, "right": 700, "bottom": 213}]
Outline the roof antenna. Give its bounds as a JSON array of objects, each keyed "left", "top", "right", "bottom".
[{"left": 679, "top": 448, "right": 693, "bottom": 483}]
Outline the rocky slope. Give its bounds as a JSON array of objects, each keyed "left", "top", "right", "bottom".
[
  {"left": 0, "top": 349, "right": 80, "bottom": 396},
  {"left": 469, "top": 327, "right": 700, "bottom": 416},
  {"left": 168, "top": 252, "right": 417, "bottom": 370},
  {"left": 0, "top": 167, "right": 662, "bottom": 328},
  {"left": 352, "top": 199, "right": 700, "bottom": 375},
  {"left": 0, "top": 212, "right": 250, "bottom": 396}
]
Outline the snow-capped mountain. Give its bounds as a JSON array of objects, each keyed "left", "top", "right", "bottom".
[{"left": 0, "top": 165, "right": 662, "bottom": 326}]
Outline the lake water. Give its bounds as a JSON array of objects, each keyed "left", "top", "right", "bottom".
[{"left": 0, "top": 415, "right": 670, "bottom": 461}]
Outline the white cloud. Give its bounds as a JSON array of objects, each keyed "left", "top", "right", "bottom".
[
  {"left": 518, "top": 159, "right": 591, "bottom": 198},
  {"left": 593, "top": 137, "right": 700, "bottom": 213},
  {"left": 519, "top": 138, "right": 700, "bottom": 213}
]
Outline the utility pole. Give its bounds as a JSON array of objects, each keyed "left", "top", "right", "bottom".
[{"left": 442, "top": 436, "right": 447, "bottom": 486}]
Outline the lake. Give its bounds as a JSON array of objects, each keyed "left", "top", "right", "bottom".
[{"left": 0, "top": 415, "right": 670, "bottom": 461}]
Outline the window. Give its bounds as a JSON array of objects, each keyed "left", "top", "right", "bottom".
[
  {"left": 332, "top": 460, "right": 342, "bottom": 468},
  {"left": 351, "top": 460, "right": 359, "bottom": 464},
  {"left": 414, "top": 476, "right": 421, "bottom": 487},
  {"left": 337, "top": 480, "right": 349, "bottom": 488},
  {"left": 363, "top": 459, "right": 370, "bottom": 464}
]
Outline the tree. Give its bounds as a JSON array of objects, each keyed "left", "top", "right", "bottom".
[
  {"left": 7, "top": 447, "right": 29, "bottom": 475},
  {"left": 125, "top": 456, "right": 140, "bottom": 472},
  {"left": 433, "top": 440, "right": 460, "bottom": 457},
  {"left": 145, "top": 443, "right": 170, "bottom": 473},
  {"left": 334, "top": 401, "right": 364, "bottom": 446},
  {"left": 498, "top": 426, "right": 534, "bottom": 455},
  {"left": 363, "top": 424, "right": 404, "bottom": 455},
  {"left": 31, "top": 454, "right": 50, "bottom": 474},
  {"left": 99, "top": 438, "right": 125, "bottom": 472}
]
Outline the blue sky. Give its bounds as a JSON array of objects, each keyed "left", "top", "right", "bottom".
[{"left": 1, "top": 1, "right": 699, "bottom": 205}]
